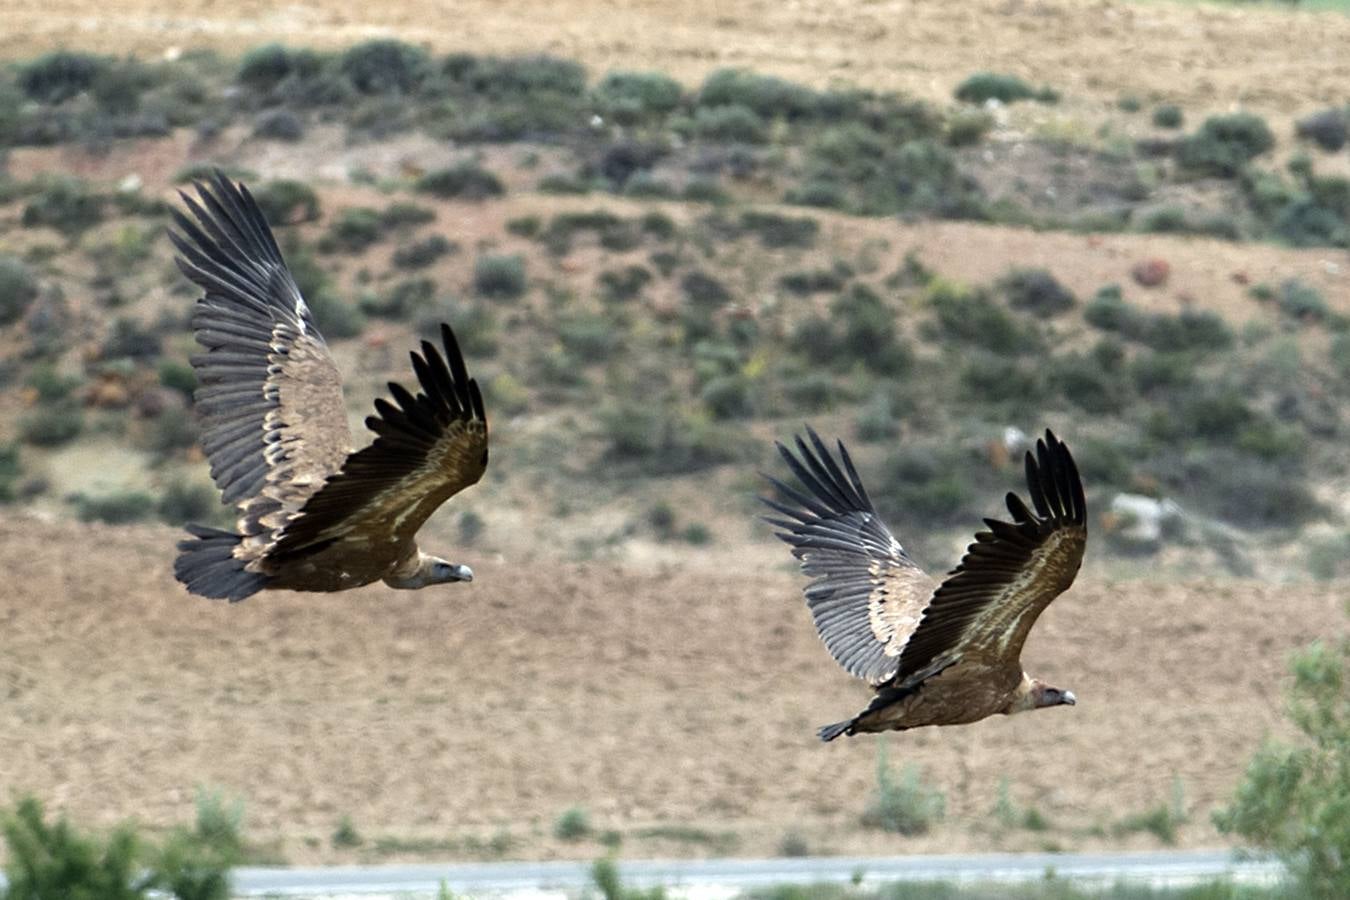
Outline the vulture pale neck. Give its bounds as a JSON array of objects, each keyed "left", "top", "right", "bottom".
[
  {"left": 384, "top": 550, "right": 474, "bottom": 590},
  {"left": 1004, "top": 674, "right": 1077, "bottom": 715}
]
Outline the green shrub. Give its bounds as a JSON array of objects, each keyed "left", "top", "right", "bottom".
[
  {"left": 151, "top": 789, "right": 244, "bottom": 900},
  {"left": 999, "top": 267, "right": 1075, "bottom": 318},
  {"left": 946, "top": 109, "right": 995, "bottom": 146},
  {"left": 862, "top": 745, "right": 945, "bottom": 835},
  {"left": 1049, "top": 353, "right": 1127, "bottom": 414},
  {"left": 681, "top": 269, "right": 731, "bottom": 308},
  {"left": 1177, "top": 113, "right": 1275, "bottom": 177},
  {"left": 339, "top": 39, "right": 429, "bottom": 94},
  {"left": 415, "top": 162, "right": 505, "bottom": 200},
  {"left": 250, "top": 179, "right": 320, "bottom": 225},
  {"left": 778, "top": 267, "right": 846, "bottom": 295},
  {"left": 700, "top": 374, "right": 753, "bottom": 419},
  {"left": 21, "top": 177, "right": 104, "bottom": 235},
  {"left": 599, "top": 265, "right": 653, "bottom": 302},
  {"left": 75, "top": 490, "right": 156, "bottom": 524},
  {"left": 590, "top": 856, "right": 666, "bottom": 900},
  {"left": 506, "top": 214, "right": 542, "bottom": 237},
  {"left": 361, "top": 277, "right": 435, "bottom": 319},
  {"left": 598, "top": 401, "right": 747, "bottom": 474},
  {"left": 379, "top": 202, "right": 436, "bottom": 229},
  {"left": 639, "top": 211, "right": 676, "bottom": 240},
  {"left": 1214, "top": 635, "right": 1350, "bottom": 899},
  {"left": 391, "top": 234, "right": 455, "bottom": 269},
  {"left": 1152, "top": 104, "right": 1184, "bottom": 129},
  {"left": 306, "top": 292, "right": 365, "bottom": 339},
  {"left": 928, "top": 281, "right": 1036, "bottom": 355},
  {"left": 1, "top": 796, "right": 150, "bottom": 899},
  {"left": 1138, "top": 205, "right": 1190, "bottom": 234},
  {"left": 558, "top": 314, "right": 619, "bottom": 359},
  {"left": 832, "top": 284, "right": 910, "bottom": 373},
  {"left": 18, "top": 51, "right": 107, "bottom": 103},
  {"left": 473, "top": 254, "right": 527, "bottom": 299},
  {"left": 331, "top": 817, "right": 362, "bottom": 849},
  {"left": 444, "top": 305, "right": 499, "bottom": 357},
  {"left": 553, "top": 807, "right": 591, "bottom": 841},
  {"left": 698, "top": 68, "right": 819, "bottom": 120},
  {"left": 0, "top": 443, "right": 22, "bottom": 503},
  {"left": 739, "top": 210, "right": 819, "bottom": 248},
  {"left": 323, "top": 207, "right": 383, "bottom": 252},
  {"left": 0, "top": 255, "right": 40, "bottom": 325},
  {"left": 156, "top": 480, "right": 218, "bottom": 525},
  {"left": 452, "top": 54, "right": 587, "bottom": 99},
  {"left": 954, "top": 71, "right": 1036, "bottom": 104},
  {"left": 1143, "top": 309, "right": 1234, "bottom": 354},
  {"left": 20, "top": 403, "right": 83, "bottom": 447},
  {"left": 689, "top": 104, "right": 767, "bottom": 143},
  {"left": 237, "top": 44, "right": 316, "bottom": 93},
  {"left": 1277, "top": 278, "right": 1330, "bottom": 323},
  {"left": 593, "top": 70, "right": 683, "bottom": 123},
  {"left": 252, "top": 109, "right": 304, "bottom": 141},
  {"left": 785, "top": 178, "right": 848, "bottom": 209},
  {"left": 1295, "top": 108, "right": 1348, "bottom": 152},
  {"left": 682, "top": 178, "right": 730, "bottom": 204}
]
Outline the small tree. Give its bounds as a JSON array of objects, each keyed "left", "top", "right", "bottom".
[{"left": 1213, "top": 634, "right": 1350, "bottom": 899}]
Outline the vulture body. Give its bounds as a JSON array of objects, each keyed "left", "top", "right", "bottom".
[
  {"left": 170, "top": 172, "right": 488, "bottom": 602},
  {"left": 763, "top": 429, "right": 1085, "bottom": 741}
]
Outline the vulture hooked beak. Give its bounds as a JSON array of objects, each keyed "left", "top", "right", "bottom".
[
  {"left": 445, "top": 563, "right": 474, "bottom": 583},
  {"left": 1060, "top": 690, "right": 1077, "bottom": 706}
]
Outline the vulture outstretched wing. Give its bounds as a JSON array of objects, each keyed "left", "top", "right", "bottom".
[
  {"left": 894, "top": 430, "right": 1087, "bottom": 684},
  {"left": 762, "top": 427, "right": 938, "bottom": 685},
  {"left": 170, "top": 172, "right": 352, "bottom": 591},
  {"left": 266, "top": 325, "right": 488, "bottom": 563}
]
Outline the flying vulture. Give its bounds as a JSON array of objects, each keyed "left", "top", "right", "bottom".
[
  {"left": 763, "top": 428, "right": 1085, "bottom": 741},
  {"left": 169, "top": 172, "right": 488, "bottom": 602}
]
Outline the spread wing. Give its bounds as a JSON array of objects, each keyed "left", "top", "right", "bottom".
[
  {"left": 264, "top": 324, "right": 488, "bottom": 564},
  {"left": 170, "top": 171, "right": 352, "bottom": 555},
  {"left": 894, "top": 430, "right": 1087, "bottom": 684},
  {"left": 762, "top": 427, "right": 938, "bottom": 686}
]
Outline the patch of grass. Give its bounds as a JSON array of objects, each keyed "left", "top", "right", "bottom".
[
  {"left": 926, "top": 280, "right": 1039, "bottom": 356},
  {"left": 1152, "top": 103, "right": 1184, "bottom": 129},
  {"left": 339, "top": 39, "right": 430, "bottom": 95},
  {"left": 634, "top": 825, "right": 738, "bottom": 853},
  {"left": 862, "top": 744, "right": 945, "bottom": 836},
  {"left": 591, "top": 856, "right": 667, "bottom": 900},
  {"left": 18, "top": 51, "right": 107, "bottom": 103},
  {"left": 554, "top": 806, "right": 591, "bottom": 841},
  {"left": 593, "top": 70, "right": 683, "bottom": 124}
]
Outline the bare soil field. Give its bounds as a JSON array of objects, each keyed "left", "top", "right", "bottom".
[
  {"left": 4, "top": 0, "right": 1350, "bottom": 125},
  {"left": 0, "top": 512, "right": 1344, "bottom": 862}
]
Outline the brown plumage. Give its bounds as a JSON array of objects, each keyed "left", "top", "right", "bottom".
[
  {"left": 170, "top": 172, "right": 488, "bottom": 602},
  {"left": 763, "top": 428, "right": 1085, "bottom": 741}
]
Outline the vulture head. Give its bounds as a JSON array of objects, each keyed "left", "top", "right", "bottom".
[
  {"left": 384, "top": 553, "right": 474, "bottom": 589},
  {"left": 1006, "top": 677, "right": 1077, "bottom": 715},
  {"left": 1004, "top": 674, "right": 1074, "bottom": 717}
]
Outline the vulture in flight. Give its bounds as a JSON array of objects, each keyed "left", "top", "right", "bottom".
[
  {"left": 763, "top": 428, "right": 1085, "bottom": 741},
  {"left": 169, "top": 172, "right": 488, "bottom": 602}
]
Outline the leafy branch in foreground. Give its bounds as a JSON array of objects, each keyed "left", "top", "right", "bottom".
[{"left": 1213, "top": 630, "right": 1349, "bottom": 899}]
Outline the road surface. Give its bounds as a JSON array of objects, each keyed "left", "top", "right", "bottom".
[{"left": 225, "top": 850, "right": 1283, "bottom": 897}]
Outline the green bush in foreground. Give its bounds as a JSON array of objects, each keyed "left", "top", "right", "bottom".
[
  {"left": 1, "top": 791, "right": 242, "bottom": 900},
  {"left": 1214, "top": 633, "right": 1350, "bottom": 899}
]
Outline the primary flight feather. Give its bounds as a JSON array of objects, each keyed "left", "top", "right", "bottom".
[
  {"left": 763, "top": 428, "right": 1085, "bottom": 741},
  {"left": 170, "top": 172, "right": 488, "bottom": 602}
]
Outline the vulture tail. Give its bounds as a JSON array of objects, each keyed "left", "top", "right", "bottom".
[
  {"left": 817, "top": 719, "right": 856, "bottom": 742},
  {"left": 175, "top": 524, "right": 269, "bottom": 602}
]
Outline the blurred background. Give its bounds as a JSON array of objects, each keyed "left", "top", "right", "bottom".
[{"left": 0, "top": 1, "right": 1347, "bottom": 897}]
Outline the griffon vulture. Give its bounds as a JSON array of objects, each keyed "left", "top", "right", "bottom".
[
  {"left": 169, "top": 172, "right": 488, "bottom": 602},
  {"left": 763, "top": 428, "right": 1085, "bottom": 741}
]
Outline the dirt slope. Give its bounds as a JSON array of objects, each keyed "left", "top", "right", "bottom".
[
  {"left": 4, "top": 0, "right": 1350, "bottom": 121},
  {"left": 1, "top": 512, "right": 1343, "bottom": 862}
]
